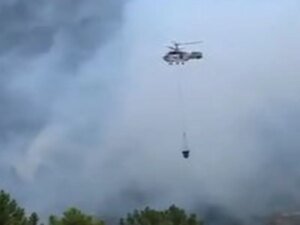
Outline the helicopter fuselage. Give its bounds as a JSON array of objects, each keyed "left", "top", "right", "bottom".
[{"left": 163, "top": 50, "right": 202, "bottom": 65}]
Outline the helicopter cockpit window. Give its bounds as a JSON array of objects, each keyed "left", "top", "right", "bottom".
[{"left": 169, "top": 51, "right": 178, "bottom": 54}]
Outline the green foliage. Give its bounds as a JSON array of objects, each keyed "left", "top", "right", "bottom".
[
  {"left": 120, "top": 205, "right": 203, "bottom": 225},
  {"left": 28, "top": 213, "right": 39, "bottom": 225},
  {"left": 0, "top": 189, "right": 39, "bottom": 225},
  {"left": 0, "top": 190, "right": 204, "bottom": 225},
  {"left": 48, "top": 208, "right": 104, "bottom": 225}
]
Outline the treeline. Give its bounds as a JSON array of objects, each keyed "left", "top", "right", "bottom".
[{"left": 0, "top": 190, "right": 204, "bottom": 225}]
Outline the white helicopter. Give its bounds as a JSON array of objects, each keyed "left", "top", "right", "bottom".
[{"left": 163, "top": 41, "right": 203, "bottom": 65}]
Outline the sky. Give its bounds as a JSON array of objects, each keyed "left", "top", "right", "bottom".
[{"left": 1, "top": 0, "right": 300, "bottom": 224}]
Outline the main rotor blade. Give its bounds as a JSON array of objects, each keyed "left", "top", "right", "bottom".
[
  {"left": 167, "top": 46, "right": 184, "bottom": 50},
  {"left": 178, "top": 41, "right": 203, "bottom": 45}
]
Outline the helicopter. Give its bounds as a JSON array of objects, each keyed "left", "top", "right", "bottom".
[{"left": 163, "top": 41, "right": 203, "bottom": 65}]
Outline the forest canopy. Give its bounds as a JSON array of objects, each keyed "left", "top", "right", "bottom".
[{"left": 0, "top": 190, "right": 204, "bottom": 225}]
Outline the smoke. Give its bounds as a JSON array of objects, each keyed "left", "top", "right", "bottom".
[
  {"left": 0, "top": 0, "right": 128, "bottom": 217},
  {"left": 1, "top": 0, "right": 300, "bottom": 224},
  {"left": 100, "top": 0, "right": 300, "bottom": 223}
]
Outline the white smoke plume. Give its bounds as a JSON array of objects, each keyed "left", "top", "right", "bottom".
[{"left": 1, "top": 0, "right": 300, "bottom": 224}]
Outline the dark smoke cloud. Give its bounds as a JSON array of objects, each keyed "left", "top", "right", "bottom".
[
  {"left": 2, "top": 0, "right": 300, "bottom": 225},
  {"left": 0, "top": 0, "right": 127, "bottom": 217},
  {"left": 0, "top": 0, "right": 123, "bottom": 58}
]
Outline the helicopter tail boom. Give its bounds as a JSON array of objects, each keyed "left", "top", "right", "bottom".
[{"left": 189, "top": 51, "right": 203, "bottom": 59}]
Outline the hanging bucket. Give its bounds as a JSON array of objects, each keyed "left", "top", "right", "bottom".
[{"left": 182, "top": 150, "right": 190, "bottom": 158}]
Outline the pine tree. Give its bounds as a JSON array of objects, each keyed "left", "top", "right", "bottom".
[{"left": 120, "top": 205, "right": 204, "bottom": 225}]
